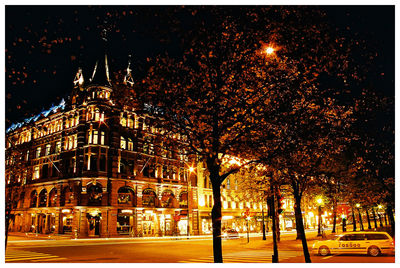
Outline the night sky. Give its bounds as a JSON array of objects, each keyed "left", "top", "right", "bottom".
[{"left": 5, "top": 5, "right": 394, "bottom": 128}]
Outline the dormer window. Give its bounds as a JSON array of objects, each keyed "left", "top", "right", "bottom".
[
  {"left": 120, "top": 113, "right": 127, "bottom": 127},
  {"left": 120, "top": 136, "right": 127, "bottom": 149}
]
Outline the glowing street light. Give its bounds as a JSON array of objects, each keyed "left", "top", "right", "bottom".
[
  {"left": 189, "top": 166, "right": 195, "bottom": 173},
  {"left": 316, "top": 197, "right": 324, "bottom": 236},
  {"left": 265, "top": 46, "right": 275, "bottom": 55}
]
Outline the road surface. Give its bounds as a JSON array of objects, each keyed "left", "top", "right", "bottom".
[{"left": 5, "top": 230, "right": 395, "bottom": 263}]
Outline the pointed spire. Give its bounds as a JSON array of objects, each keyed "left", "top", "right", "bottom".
[
  {"left": 88, "top": 27, "right": 112, "bottom": 87},
  {"left": 124, "top": 55, "right": 135, "bottom": 87},
  {"left": 73, "top": 67, "right": 84, "bottom": 87}
]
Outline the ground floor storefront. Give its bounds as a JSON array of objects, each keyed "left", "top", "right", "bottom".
[{"left": 9, "top": 207, "right": 200, "bottom": 238}]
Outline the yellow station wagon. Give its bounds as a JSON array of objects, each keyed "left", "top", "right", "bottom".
[{"left": 312, "top": 232, "right": 394, "bottom": 257}]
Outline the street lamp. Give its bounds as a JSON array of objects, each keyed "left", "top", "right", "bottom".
[
  {"left": 341, "top": 214, "right": 347, "bottom": 232},
  {"left": 355, "top": 203, "right": 364, "bottom": 231},
  {"left": 265, "top": 47, "right": 275, "bottom": 55},
  {"left": 316, "top": 197, "right": 323, "bottom": 237}
]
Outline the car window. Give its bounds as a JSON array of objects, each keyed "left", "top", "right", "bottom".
[
  {"left": 366, "top": 233, "right": 389, "bottom": 240},
  {"left": 347, "top": 234, "right": 365, "bottom": 241},
  {"left": 339, "top": 235, "right": 350, "bottom": 241}
]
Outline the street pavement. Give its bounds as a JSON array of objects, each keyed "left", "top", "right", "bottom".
[{"left": 5, "top": 229, "right": 395, "bottom": 263}]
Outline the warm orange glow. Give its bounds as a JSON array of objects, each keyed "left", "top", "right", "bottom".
[{"left": 265, "top": 47, "right": 275, "bottom": 55}]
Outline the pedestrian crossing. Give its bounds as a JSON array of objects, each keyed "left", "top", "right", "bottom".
[
  {"left": 178, "top": 251, "right": 301, "bottom": 263},
  {"left": 5, "top": 250, "right": 67, "bottom": 262}
]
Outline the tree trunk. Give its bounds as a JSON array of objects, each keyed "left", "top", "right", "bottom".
[
  {"left": 332, "top": 200, "right": 337, "bottom": 234},
  {"left": 384, "top": 212, "right": 388, "bottom": 226},
  {"left": 351, "top": 208, "right": 357, "bottom": 231},
  {"left": 295, "top": 204, "right": 302, "bottom": 240},
  {"left": 207, "top": 158, "right": 223, "bottom": 263},
  {"left": 270, "top": 182, "right": 278, "bottom": 263},
  {"left": 386, "top": 204, "right": 395, "bottom": 236},
  {"left": 378, "top": 211, "right": 383, "bottom": 227},
  {"left": 211, "top": 180, "right": 223, "bottom": 263},
  {"left": 358, "top": 209, "right": 364, "bottom": 231},
  {"left": 293, "top": 190, "right": 311, "bottom": 263},
  {"left": 372, "top": 209, "right": 378, "bottom": 229},
  {"left": 365, "top": 208, "right": 371, "bottom": 230}
]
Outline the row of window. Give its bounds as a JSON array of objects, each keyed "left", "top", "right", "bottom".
[
  {"left": 34, "top": 136, "right": 77, "bottom": 159},
  {"left": 120, "top": 136, "right": 189, "bottom": 161},
  {"left": 17, "top": 186, "right": 188, "bottom": 209}
]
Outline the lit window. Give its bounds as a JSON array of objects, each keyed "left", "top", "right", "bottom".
[
  {"left": 45, "top": 144, "right": 51, "bottom": 156},
  {"left": 128, "top": 138, "right": 133, "bottom": 151},
  {"left": 26, "top": 150, "right": 29, "bottom": 161},
  {"left": 93, "top": 130, "right": 98, "bottom": 144},
  {"left": 120, "top": 114, "right": 127, "bottom": 127},
  {"left": 226, "top": 179, "right": 230, "bottom": 190},
  {"left": 120, "top": 136, "right": 126, "bottom": 149},
  {"left": 235, "top": 179, "right": 238, "bottom": 190},
  {"left": 68, "top": 136, "right": 73, "bottom": 149},
  {"left": 73, "top": 135, "right": 77, "bottom": 148},
  {"left": 95, "top": 109, "right": 100, "bottom": 121},
  {"left": 36, "top": 147, "right": 41, "bottom": 158},
  {"left": 88, "top": 130, "right": 93, "bottom": 144},
  {"left": 100, "top": 131, "right": 105, "bottom": 145},
  {"left": 33, "top": 166, "right": 40, "bottom": 180},
  {"left": 55, "top": 142, "right": 61, "bottom": 153},
  {"left": 128, "top": 117, "right": 133, "bottom": 128}
]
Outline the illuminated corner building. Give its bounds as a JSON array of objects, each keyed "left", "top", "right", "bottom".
[{"left": 5, "top": 49, "right": 199, "bottom": 238}]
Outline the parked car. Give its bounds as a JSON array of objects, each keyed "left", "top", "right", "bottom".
[
  {"left": 222, "top": 229, "right": 240, "bottom": 239},
  {"left": 312, "top": 232, "right": 394, "bottom": 257}
]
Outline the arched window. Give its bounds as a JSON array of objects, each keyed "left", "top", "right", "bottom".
[
  {"left": 118, "top": 187, "right": 136, "bottom": 206},
  {"left": 161, "top": 190, "right": 175, "bottom": 208},
  {"left": 38, "top": 189, "right": 47, "bottom": 207},
  {"left": 87, "top": 184, "right": 103, "bottom": 206},
  {"left": 48, "top": 188, "right": 57, "bottom": 207},
  {"left": 179, "top": 191, "right": 188, "bottom": 208},
  {"left": 142, "top": 188, "right": 157, "bottom": 207},
  {"left": 30, "top": 190, "right": 38, "bottom": 208},
  {"left": 60, "top": 186, "right": 74, "bottom": 206}
]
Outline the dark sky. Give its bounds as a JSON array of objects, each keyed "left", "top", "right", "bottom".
[{"left": 5, "top": 5, "right": 394, "bottom": 128}]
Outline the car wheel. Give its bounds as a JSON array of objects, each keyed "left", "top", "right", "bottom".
[
  {"left": 319, "top": 246, "right": 330, "bottom": 256},
  {"left": 368, "top": 246, "right": 380, "bottom": 257}
]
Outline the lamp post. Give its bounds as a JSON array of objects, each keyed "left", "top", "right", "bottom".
[
  {"left": 355, "top": 203, "right": 364, "bottom": 231},
  {"left": 341, "top": 214, "right": 347, "bottom": 232},
  {"left": 316, "top": 198, "right": 323, "bottom": 237}
]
